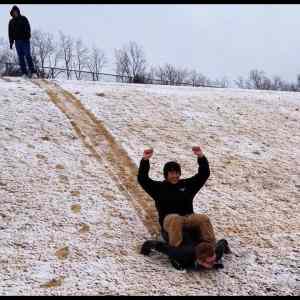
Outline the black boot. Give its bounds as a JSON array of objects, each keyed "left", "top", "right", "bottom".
[
  {"left": 213, "top": 256, "right": 224, "bottom": 269},
  {"left": 215, "top": 239, "right": 231, "bottom": 261},
  {"left": 220, "top": 239, "right": 231, "bottom": 254},
  {"left": 140, "top": 240, "right": 161, "bottom": 256}
]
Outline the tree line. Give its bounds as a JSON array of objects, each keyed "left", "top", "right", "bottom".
[
  {"left": 235, "top": 70, "right": 300, "bottom": 92},
  {"left": 0, "top": 29, "right": 299, "bottom": 91}
]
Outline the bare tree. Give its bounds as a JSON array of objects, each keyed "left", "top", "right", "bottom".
[
  {"left": 297, "top": 74, "right": 300, "bottom": 89},
  {"left": 290, "top": 84, "right": 298, "bottom": 91},
  {"left": 189, "top": 69, "right": 199, "bottom": 86},
  {"left": 31, "top": 29, "right": 55, "bottom": 76},
  {"left": 144, "top": 66, "right": 156, "bottom": 84},
  {"left": 0, "top": 37, "right": 19, "bottom": 75},
  {"left": 235, "top": 71, "right": 300, "bottom": 92},
  {"left": 47, "top": 39, "right": 63, "bottom": 79},
  {"left": 73, "top": 38, "right": 89, "bottom": 80},
  {"left": 249, "top": 70, "right": 275, "bottom": 90},
  {"left": 59, "top": 31, "right": 74, "bottom": 79},
  {"left": 247, "top": 69, "right": 273, "bottom": 90},
  {"left": 197, "top": 73, "right": 210, "bottom": 86},
  {"left": 0, "top": 39, "right": 6, "bottom": 70},
  {"left": 128, "top": 41, "right": 147, "bottom": 82},
  {"left": 154, "top": 64, "right": 189, "bottom": 86},
  {"left": 175, "top": 67, "right": 189, "bottom": 85},
  {"left": 164, "top": 64, "right": 178, "bottom": 85},
  {"left": 155, "top": 65, "right": 167, "bottom": 84},
  {"left": 190, "top": 70, "right": 211, "bottom": 87},
  {"left": 271, "top": 76, "right": 283, "bottom": 90},
  {"left": 249, "top": 69, "right": 263, "bottom": 89},
  {"left": 218, "top": 76, "right": 230, "bottom": 88},
  {"left": 234, "top": 76, "right": 246, "bottom": 89},
  {"left": 115, "top": 51, "right": 130, "bottom": 82},
  {"left": 274, "top": 75, "right": 295, "bottom": 91},
  {"left": 0, "top": 38, "right": 11, "bottom": 66},
  {"left": 87, "top": 46, "right": 107, "bottom": 81},
  {"left": 115, "top": 41, "right": 147, "bottom": 83},
  {"left": 0, "top": 39, "right": 19, "bottom": 65}
]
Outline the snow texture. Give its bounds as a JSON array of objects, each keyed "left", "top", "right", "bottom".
[{"left": 0, "top": 76, "right": 299, "bottom": 295}]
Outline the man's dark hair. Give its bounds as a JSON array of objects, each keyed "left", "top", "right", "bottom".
[
  {"left": 195, "top": 242, "right": 215, "bottom": 261},
  {"left": 163, "top": 161, "right": 181, "bottom": 179}
]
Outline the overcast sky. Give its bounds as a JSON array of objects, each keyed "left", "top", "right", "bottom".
[{"left": 1, "top": 4, "right": 300, "bottom": 83}]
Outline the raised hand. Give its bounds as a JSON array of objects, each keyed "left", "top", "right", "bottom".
[
  {"left": 192, "top": 146, "right": 204, "bottom": 157},
  {"left": 143, "top": 148, "right": 154, "bottom": 160}
]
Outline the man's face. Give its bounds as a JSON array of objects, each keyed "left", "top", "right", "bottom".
[
  {"left": 197, "top": 254, "right": 216, "bottom": 269},
  {"left": 166, "top": 171, "right": 180, "bottom": 184},
  {"left": 11, "top": 10, "right": 18, "bottom": 17}
]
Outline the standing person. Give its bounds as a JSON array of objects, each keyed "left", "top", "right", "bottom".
[
  {"left": 8, "top": 5, "right": 38, "bottom": 78},
  {"left": 137, "top": 146, "right": 210, "bottom": 242}
]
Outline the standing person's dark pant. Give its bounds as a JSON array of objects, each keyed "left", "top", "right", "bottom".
[{"left": 15, "top": 40, "right": 35, "bottom": 76}]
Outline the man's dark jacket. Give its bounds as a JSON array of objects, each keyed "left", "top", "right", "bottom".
[
  {"left": 141, "top": 238, "right": 229, "bottom": 270},
  {"left": 137, "top": 156, "right": 210, "bottom": 228},
  {"left": 8, "top": 6, "right": 31, "bottom": 47}
]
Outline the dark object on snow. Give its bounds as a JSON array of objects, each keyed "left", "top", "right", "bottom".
[{"left": 141, "top": 238, "right": 231, "bottom": 271}]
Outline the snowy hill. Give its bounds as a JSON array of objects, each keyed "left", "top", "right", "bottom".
[{"left": 0, "top": 76, "right": 299, "bottom": 295}]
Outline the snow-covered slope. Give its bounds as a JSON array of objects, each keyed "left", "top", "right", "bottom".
[{"left": 0, "top": 77, "right": 299, "bottom": 295}]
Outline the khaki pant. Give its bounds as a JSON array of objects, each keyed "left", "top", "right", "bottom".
[{"left": 163, "top": 213, "right": 216, "bottom": 247}]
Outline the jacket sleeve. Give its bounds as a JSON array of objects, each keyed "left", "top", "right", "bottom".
[
  {"left": 184, "top": 155, "right": 210, "bottom": 194},
  {"left": 137, "top": 159, "right": 159, "bottom": 199},
  {"left": 8, "top": 20, "right": 14, "bottom": 46},
  {"left": 23, "top": 16, "right": 31, "bottom": 39},
  {"left": 154, "top": 241, "right": 195, "bottom": 269}
]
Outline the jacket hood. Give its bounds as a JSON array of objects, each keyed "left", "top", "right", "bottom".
[{"left": 10, "top": 5, "right": 20, "bottom": 17}]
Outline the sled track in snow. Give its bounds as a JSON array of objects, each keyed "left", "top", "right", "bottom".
[{"left": 33, "top": 79, "right": 160, "bottom": 237}]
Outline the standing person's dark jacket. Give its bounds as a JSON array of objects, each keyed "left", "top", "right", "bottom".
[
  {"left": 137, "top": 156, "right": 210, "bottom": 228},
  {"left": 8, "top": 6, "right": 31, "bottom": 48}
]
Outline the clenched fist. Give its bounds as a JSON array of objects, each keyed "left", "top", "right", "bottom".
[
  {"left": 143, "top": 148, "right": 154, "bottom": 160},
  {"left": 192, "top": 146, "right": 204, "bottom": 157}
]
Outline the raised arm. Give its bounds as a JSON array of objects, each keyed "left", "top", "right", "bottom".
[
  {"left": 137, "top": 148, "right": 160, "bottom": 199},
  {"left": 184, "top": 146, "right": 210, "bottom": 193}
]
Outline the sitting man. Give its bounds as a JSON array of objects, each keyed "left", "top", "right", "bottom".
[
  {"left": 137, "top": 146, "right": 230, "bottom": 269},
  {"left": 137, "top": 145, "right": 210, "bottom": 241}
]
